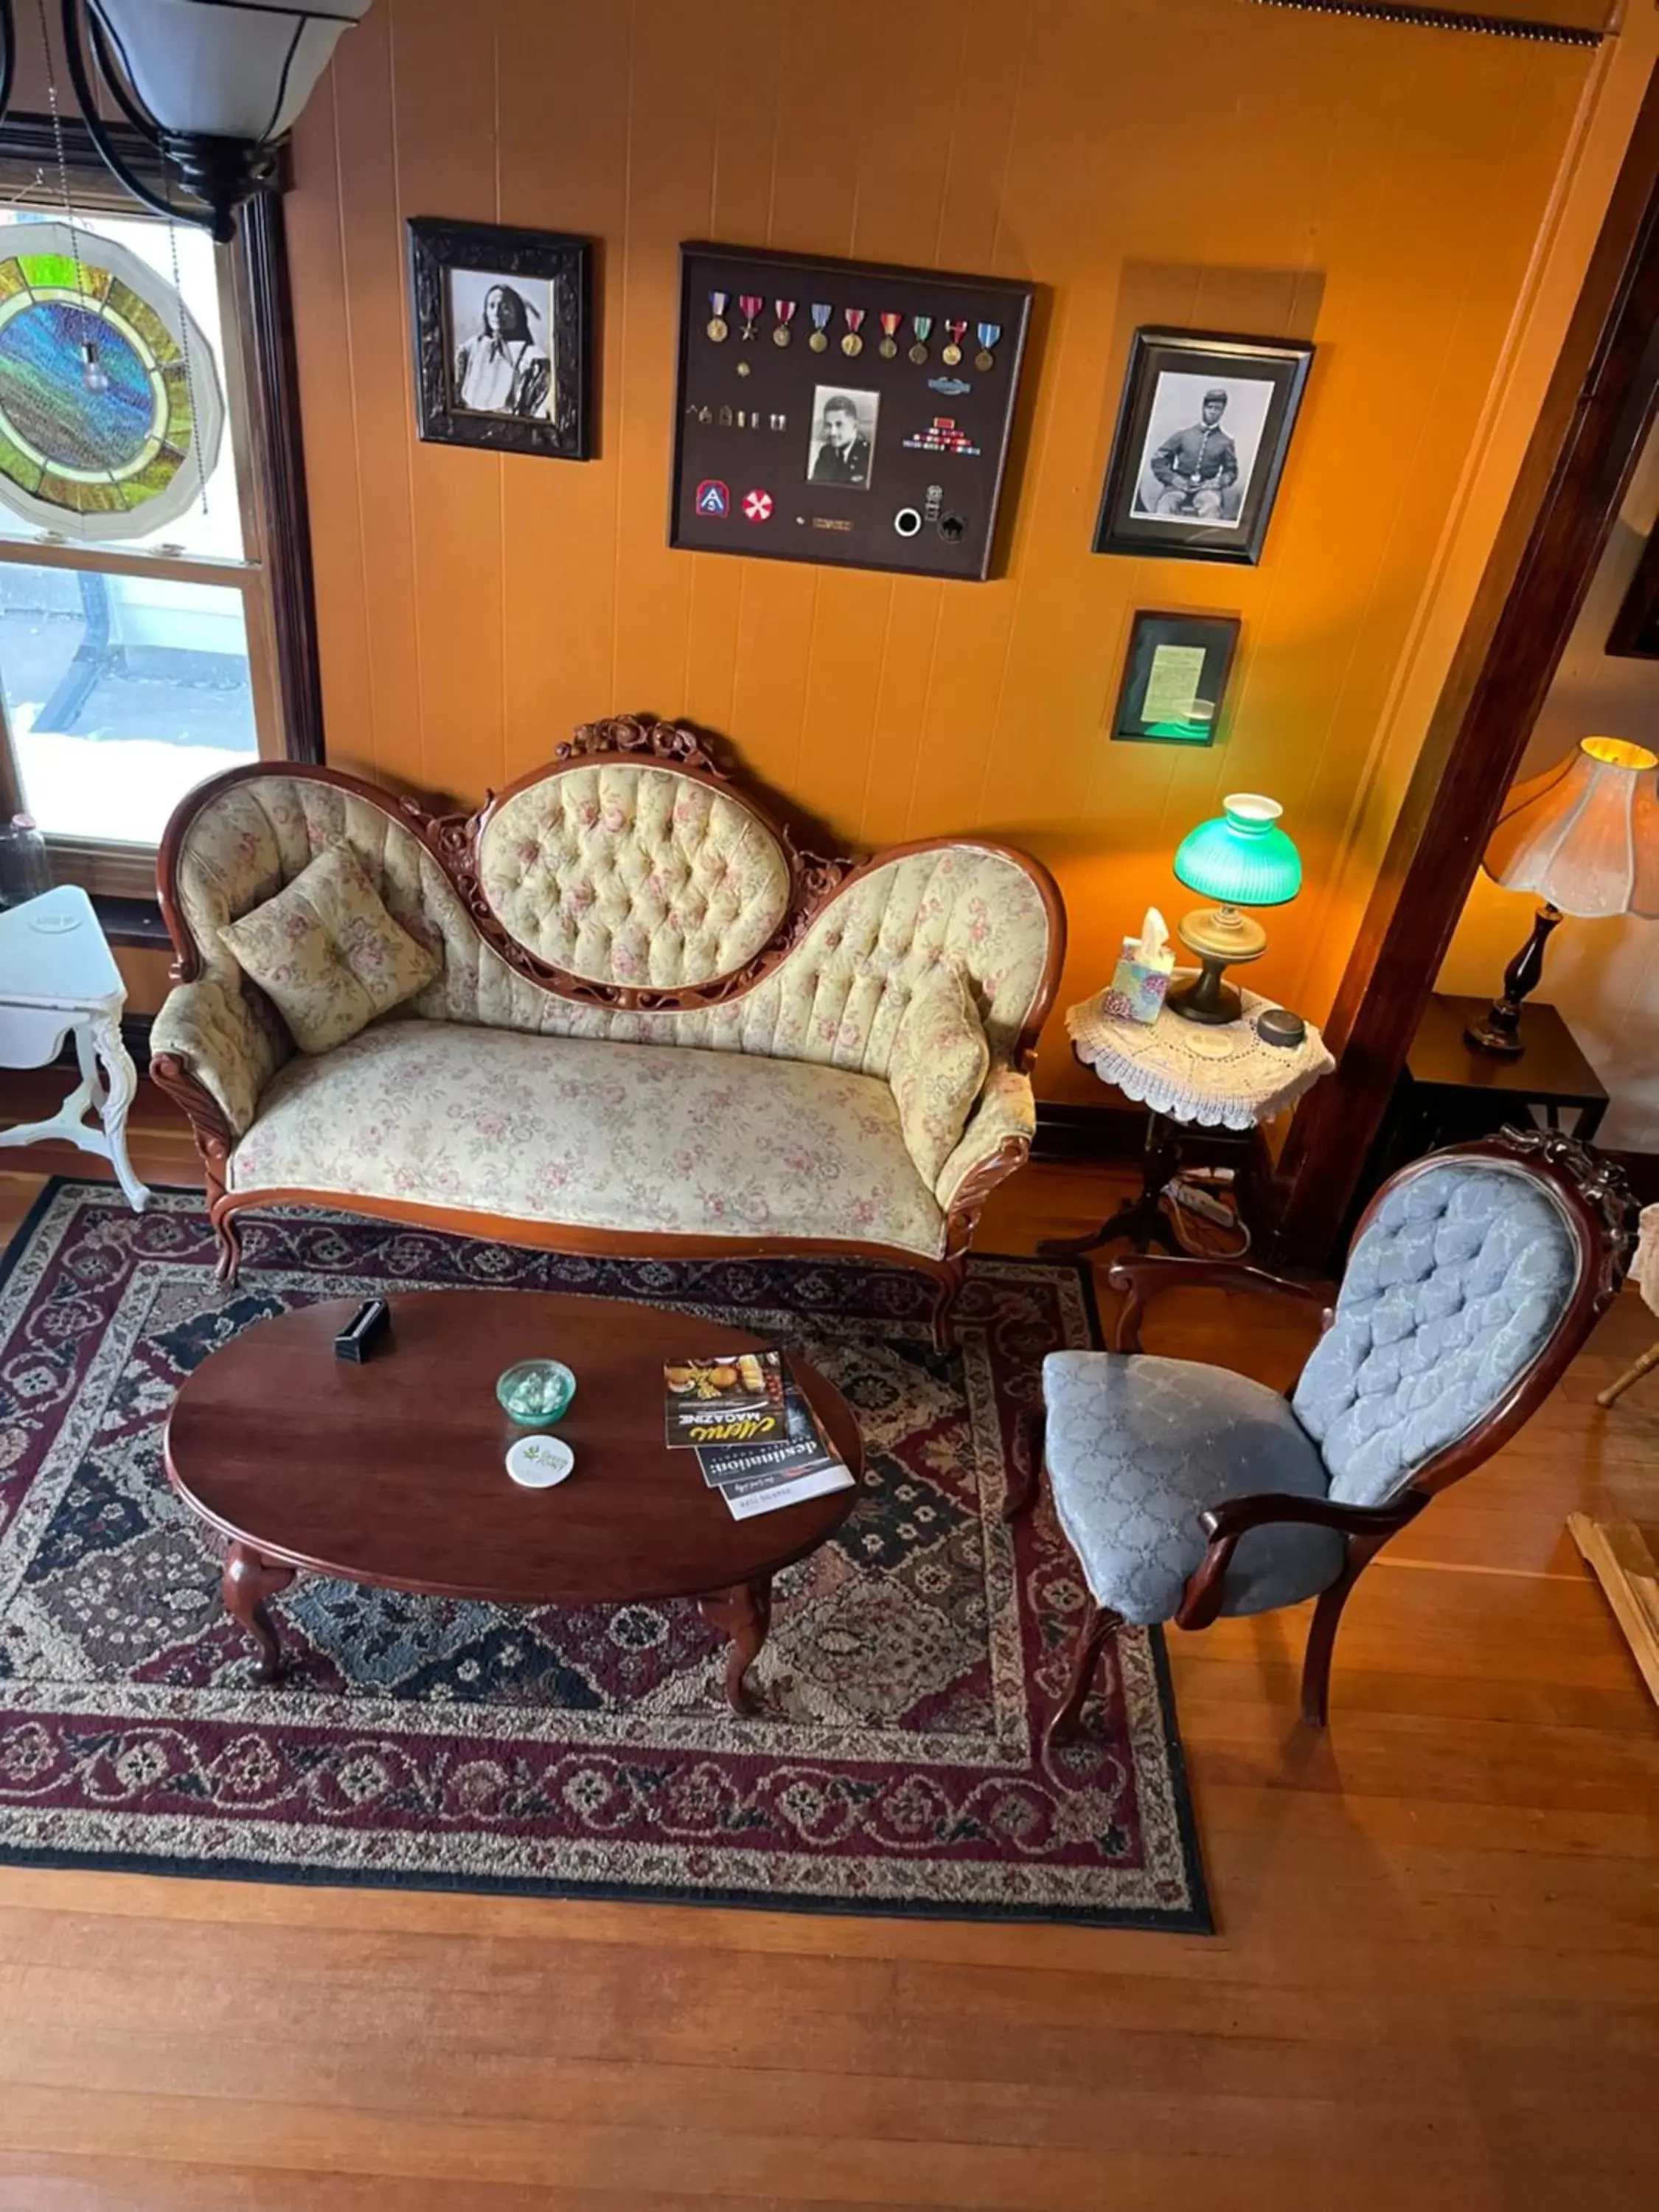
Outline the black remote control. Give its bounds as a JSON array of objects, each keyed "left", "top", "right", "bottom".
[{"left": 334, "top": 1298, "right": 391, "bottom": 1363}]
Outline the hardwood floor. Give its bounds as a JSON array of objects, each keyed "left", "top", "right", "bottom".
[{"left": 1, "top": 1088, "right": 1656, "bottom": 2211}]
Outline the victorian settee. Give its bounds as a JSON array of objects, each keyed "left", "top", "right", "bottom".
[{"left": 150, "top": 717, "right": 1065, "bottom": 1340}]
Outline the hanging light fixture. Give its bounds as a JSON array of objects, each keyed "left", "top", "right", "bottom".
[{"left": 0, "top": 1, "right": 374, "bottom": 244}]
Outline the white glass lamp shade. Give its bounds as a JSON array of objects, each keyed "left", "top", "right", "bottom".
[
  {"left": 1482, "top": 736, "right": 1659, "bottom": 919},
  {"left": 89, "top": 0, "right": 375, "bottom": 145}
]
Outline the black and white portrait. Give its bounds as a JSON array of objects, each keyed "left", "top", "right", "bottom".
[
  {"left": 448, "top": 268, "right": 554, "bottom": 420},
  {"left": 408, "top": 219, "right": 593, "bottom": 460},
  {"left": 1130, "top": 372, "right": 1275, "bottom": 527},
  {"left": 1093, "top": 330, "right": 1313, "bottom": 567},
  {"left": 807, "top": 386, "right": 879, "bottom": 490}
]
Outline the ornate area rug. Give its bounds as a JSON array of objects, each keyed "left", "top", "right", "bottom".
[{"left": 0, "top": 1180, "right": 1208, "bottom": 1930}]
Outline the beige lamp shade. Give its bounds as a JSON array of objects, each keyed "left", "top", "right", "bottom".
[{"left": 1482, "top": 736, "right": 1659, "bottom": 919}]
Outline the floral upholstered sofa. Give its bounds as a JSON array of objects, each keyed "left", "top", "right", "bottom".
[{"left": 150, "top": 717, "right": 1064, "bottom": 1340}]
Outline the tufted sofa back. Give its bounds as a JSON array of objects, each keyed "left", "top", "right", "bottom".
[
  {"left": 164, "top": 762, "right": 1058, "bottom": 1085},
  {"left": 476, "top": 764, "right": 793, "bottom": 990},
  {"left": 1292, "top": 1161, "right": 1581, "bottom": 1506}
]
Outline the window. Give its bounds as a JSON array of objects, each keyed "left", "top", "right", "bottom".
[{"left": 0, "top": 124, "right": 316, "bottom": 900}]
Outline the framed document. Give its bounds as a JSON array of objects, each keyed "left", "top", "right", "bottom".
[{"left": 1110, "top": 611, "right": 1240, "bottom": 745}]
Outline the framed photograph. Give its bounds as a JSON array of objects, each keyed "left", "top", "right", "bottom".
[
  {"left": 1606, "top": 527, "right": 1659, "bottom": 656},
  {"left": 1110, "top": 611, "right": 1240, "bottom": 745},
  {"left": 1093, "top": 330, "right": 1313, "bottom": 566},
  {"left": 807, "top": 385, "right": 880, "bottom": 490},
  {"left": 407, "top": 217, "right": 594, "bottom": 459},
  {"left": 669, "top": 243, "right": 1034, "bottom": 580}
]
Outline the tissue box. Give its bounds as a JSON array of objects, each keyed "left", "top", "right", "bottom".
[{"left": 1103, "top": 938, "right": 1173, "bottom": 1025}]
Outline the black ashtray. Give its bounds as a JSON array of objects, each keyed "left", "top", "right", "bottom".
[{"left": 1256, "top": 1006, "right": 1307, "bottom": 1050}]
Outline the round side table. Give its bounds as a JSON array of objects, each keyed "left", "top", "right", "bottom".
[{"left": 1040, "top": 975, "right": 1335, "bottom": 1259}]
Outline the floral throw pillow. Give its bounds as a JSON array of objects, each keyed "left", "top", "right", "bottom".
[
  {"left": 888, "top": 961, "right": 992, "bottom": 1188},
  {"left": 217, "top": 844, "right": 439, "bottom": 1055}
]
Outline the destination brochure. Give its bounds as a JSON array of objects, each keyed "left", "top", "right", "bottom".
[
  {"left": 663, "top": 1351, "right": 786, "bottom": 1448},
  {"left": 684, "top": 1363, "right": 856, "bottom": 1520}
]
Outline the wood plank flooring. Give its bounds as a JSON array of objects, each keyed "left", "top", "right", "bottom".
[{"left": 1, "top": 1089, "right": 1655, "bottom": 2211}]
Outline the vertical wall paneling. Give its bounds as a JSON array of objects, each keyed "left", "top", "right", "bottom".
[{"left": 283, "top": 0, "right": 1604, "bottom": 1099}]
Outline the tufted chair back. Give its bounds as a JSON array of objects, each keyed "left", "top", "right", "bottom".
[{"left": 1292, "top": 1159, "right": 1582, "bottom": 1506}]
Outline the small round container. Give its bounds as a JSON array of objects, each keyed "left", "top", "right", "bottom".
[
  {"left": 1256, "top": 1006, "right": 1307, "bottom": 1050},
  {"left": 495, "top": 1357, "right": 577, "bottom": 1427},
  {"left": 505, "top": 1434, "right": 574, "bottom": 1489}
]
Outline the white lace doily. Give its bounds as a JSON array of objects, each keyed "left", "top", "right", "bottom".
[{"left": 1065, "top": 973, "right": 1335, "bottom": 1130}]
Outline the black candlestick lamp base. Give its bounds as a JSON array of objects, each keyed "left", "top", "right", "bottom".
[
  {"left": 1463, "top": 902, "right": 1562, "bottom": 1058},
  {"left": 1165, "top": 956, "right": 1243, "bottom": 1026}
]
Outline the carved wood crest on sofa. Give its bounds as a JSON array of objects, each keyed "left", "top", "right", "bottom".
[{"left": 150, "top": 716, "right": 1066, "bottom": 1343}]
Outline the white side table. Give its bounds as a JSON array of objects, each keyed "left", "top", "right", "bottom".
[
  {"left": 0, "top": 885, "right": 149, "bottom": 1211},
  {"left": 1040, "top": 975, "right": 1334, "bottom": 1257}
]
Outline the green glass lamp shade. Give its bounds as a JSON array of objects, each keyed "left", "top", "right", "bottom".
[{"left": 1173, "top": 793, "right": 1302, "bottom": 908}]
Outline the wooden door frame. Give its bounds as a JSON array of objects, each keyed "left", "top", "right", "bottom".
[{"left": 1275, "top": 59, "right": 1659, "bottom": 1265}]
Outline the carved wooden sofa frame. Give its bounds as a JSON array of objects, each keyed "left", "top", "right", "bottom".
[{"left": 150, "top": 716, "right": 1066, "bottom": 1344}]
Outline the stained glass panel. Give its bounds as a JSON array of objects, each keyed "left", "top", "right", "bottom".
[{"left": 0, "top": 219, "right": 223, "bottom": 545}]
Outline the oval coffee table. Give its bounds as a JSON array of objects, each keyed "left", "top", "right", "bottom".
[{"left": 164, "top": 1290, "right": 863, "bottom": 1713}]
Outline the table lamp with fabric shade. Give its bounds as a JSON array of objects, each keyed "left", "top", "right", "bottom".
[
  {"left": 1464, "top": 735, "right": 1658, "bottom": 1057},
  {"left": 1167, "top": 793, "right": 1303, "bottom": 1024}
]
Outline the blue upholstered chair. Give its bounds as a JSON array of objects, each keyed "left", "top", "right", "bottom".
[{"left": 1018, "top": 1132, "right": 1632, "bottom": 1745}]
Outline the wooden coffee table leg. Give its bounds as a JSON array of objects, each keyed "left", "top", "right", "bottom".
[
  {"left": 223, "top": 1540, "right": 296, "bottom": 1682},
  {"left": 698, "top": 1574, "right": 773, "bottom": 1714}
]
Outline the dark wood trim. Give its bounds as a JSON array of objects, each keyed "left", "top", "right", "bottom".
[
  {"left": 1240, "top": 1, "right": 1603, "bottom": 44},
  {"left": 49, "top": 1011, "right": 151, "bottom": 1071},
  {"left": 1276, "top": 65, "right": 1659, "bottom": 1264},
  {"left": 1605, "top": 1148, "right": 1659, "bottom": 1208},
  {"left": 1031, "top": 1100, "right": 1144, "bottom": 1164},
  {"left": 1604, "top": 517, "right": 1659, "bottom": 657},
  {"left": 90, "top": 894, "right": 170, "bottom": 950},
  {"left": 238, "top": 189, "right": 325, "bottom": 765}
]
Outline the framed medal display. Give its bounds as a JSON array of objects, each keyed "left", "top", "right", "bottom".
[
  {"left": 408, "top": 218, "right": 594, "bottom": 460},
  {"left": 1093, "top": 330, "right": 1314, "bottom": 567},
  {"left": 670, "top": 243, "right": 1033, "bottom": 580}
]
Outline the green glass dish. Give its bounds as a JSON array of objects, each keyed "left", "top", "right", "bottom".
[{"left": 495, "top": 1358, "right": 577, "bottom": 1428}]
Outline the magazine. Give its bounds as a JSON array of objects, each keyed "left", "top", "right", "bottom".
[
  {"left": 662, "top": 1351, "right": 785, "bottom": 1448},
  {"left": 695, "top": 1377, "right": 855, "bottom": 1519}
]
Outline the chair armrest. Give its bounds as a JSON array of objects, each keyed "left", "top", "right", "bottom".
[
  {"left": 150, "top": 973, "right": 288, "bottom": 1140},
  {"left": 934, "top": 1065, "right": 1036, "bottom": 1216},
  {"left": 1105, "top": 1255, "right": 1334, "bottom": 1353},
  {"left": 1175, "top": 1489, "right": 1427, "bottom": 1631}
]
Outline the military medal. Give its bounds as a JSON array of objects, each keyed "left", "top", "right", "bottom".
[
  {"left": 878, "top": 311, "right": 902, "bottom": 361},
  {"left": 772, "top": 299, "right": 796, "bottom": 347},
  {"left": 737, "top": 293, "right": 763, "bottom": 342},
  {"left": 706, "top": 290, "right": 730, "bottom": 343},
  {"left": 841, "top": 307, "right": 866, "bottom": 357},
  {"left": 974, "top": 321, "right": 1001, "bottom": 372},
  {"left": 908, "top": 313, "right": 933, "bottom": 365},
  {"left": 808, "top": 302, "right": 832, "bottom": 353},
  {"left": 941, "top": 319, "right": 968, "bottom": 366}
]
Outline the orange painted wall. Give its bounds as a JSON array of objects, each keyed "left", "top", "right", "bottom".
[{"left": 279, "top": 0, "right": 1606, "bottom": 1101}]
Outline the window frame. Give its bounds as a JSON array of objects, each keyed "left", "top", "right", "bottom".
[{"left": 0, "top": 116, "right": 322, "bottom": 899}]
